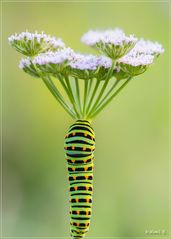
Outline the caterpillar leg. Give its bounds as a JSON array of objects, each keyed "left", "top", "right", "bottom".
[{"left": 64, "top": 120, "right": 95, "bottom": 239}]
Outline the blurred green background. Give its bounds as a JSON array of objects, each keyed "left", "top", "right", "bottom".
[{"left": 1, "top": 1, "right": 169, "bottom": 238}]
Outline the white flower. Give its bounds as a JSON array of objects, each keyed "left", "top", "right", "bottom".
[
  {"left": 81, "top": 30, "right": 103, "bottom": 46},
  {"left": 119, "top": 54, "right": 154, "bottom": 67},
  {"left": 117, "top": 38, "right": 164, "bottom": 72},
  {"left": 8, "top": 31, "right": 65, "bottom": 56},
  {"left": 67, "top": 53, "right": 112, "bottom": 79},
  {"left": 128, "top": 38, "right": 164, "bottom": 56},
  {"left": 97, "top": 55, "right": 113, "bottom": 69},
  {"left": 116, "top": 54, "right": 155, "bottom": 77},
  {"left": 18, "top": 57, "right": 40, "bottom": 78},
  {"left": 81, "top": 28, "right": 137, "bottom": 46},
  {"left": 33, "top": 48, "right": 74, "bottom": 65},
  {"left": 13, "top": 29, "right": 164, "bottom": 80},
  {"left": 69, "top": 53, "right": 112, "bottom": 70},
  {"left": 8, "top": 31, "right": 65, "bottom": 47},
  {"left": 19, "top": 57, "right": 31, "bottom": 69},
  {"left": 33, "top": 49, "right": 112, "bottom": 71},
  {"left": 81, "top": 28, "right": 137, "bottom": 59}
]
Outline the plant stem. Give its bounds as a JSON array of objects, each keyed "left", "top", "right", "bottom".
[
  {"left": 74, "top": 77, "right": 82, "bottom": 116},
  {"left": 65, "top": 76, "right": 81, "bottom": 118},
  {"left": 41, "top": 76, "right": 76, "bottom": 119},
  {"left": 58, "top": 74, "right": 70, "bottom": 96},
  {"left": 95, "top": 79, "right": 120, "bottom": 110},
  {"left": 59, "top": 75, "right": 81, "bottom": 119},
  {"left": 58, "top": 74, "right": 74, "bottom": 103},
  {"left": 87, "top": 78, "right": 93, "bottom": 99},
  {"left": 85, "top": 78, "right": 100, "bottom": 116},
  {"left": 82, "top": 79, "right": 89, "bottom": 118},
  {"left": 89, "top": 76, "right": 133, "bottom": 119},
  {"left": 87, "top": 61, "right": 115, "bottom": 118}
]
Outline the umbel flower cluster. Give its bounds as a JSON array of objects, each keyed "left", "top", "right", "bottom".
[{"left": 8, "top": 29, "right": 164, "bottom": 120}]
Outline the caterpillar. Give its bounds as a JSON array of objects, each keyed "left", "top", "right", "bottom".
[{"left": 64, "top": 120, "right": 95, "bottom": 239}]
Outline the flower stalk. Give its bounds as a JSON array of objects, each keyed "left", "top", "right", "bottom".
[
  {"left": 89, "top": 76, "right": 133, "bottom": 119},
  {"left": 74, "top": 77, "right": 82, "bottom": 116},
  {"left": 86, "top": 61, "right": 115, "bottom": 118},
  {"left": 41, "top": 76, "right": 76, "bottom": 118}
]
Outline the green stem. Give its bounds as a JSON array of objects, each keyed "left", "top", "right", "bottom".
[
  {"left": 65, "top": 76, "right": 81, "bottom": 118},
  {"left": 58, "top": 75, "right": 74, "bottom": 105},
  {"left": 41, "top": 76, "right": 76, "bottom": 119},
  {"left": 82, "top": 79, "right": 89, "bottom": 118},
  {"left": 85, "top": 78, "right": 100, "bottom": 116},
  {"left": 74, "top": 77, "right": 82, "bottom": 116},
  {"left": 87, "top": 79, "right": 93, "bottom": 99},
  {"left": 48, "top": 76, "right": 71, "bottom": 109},
  {"left": 89, "top": 76, "right": 133, "bottom": 119},
  {"left": 43, "top": 76, "right": 66, "bottom": 105},
  {"left": 95, "top": 79, "right": 120, "bottom": 110},
  {"left": 87, "top": 61, "right": 115, "bottom": 118},
  {"left": 58, "top": 74, "right": 70, "bottom": 95},
  {"left": 59, "top": 75, "right": 81, "bottom": 119}
]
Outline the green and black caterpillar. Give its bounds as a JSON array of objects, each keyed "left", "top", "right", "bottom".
[{"left": 64, "top": 120, "right": 95, "bottom": 238}]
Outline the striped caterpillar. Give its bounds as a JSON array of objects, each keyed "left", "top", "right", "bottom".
[{"left": 64, "top": 120, "right": 95, "bottom": 238}]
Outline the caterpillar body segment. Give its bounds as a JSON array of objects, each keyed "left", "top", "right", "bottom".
[{"left": 64, "top": 120, "right": 95, "bottom": 239}]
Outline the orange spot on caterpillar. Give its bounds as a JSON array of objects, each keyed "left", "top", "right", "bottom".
[
  {"left": 72, "top": 146, "right": 75, "bottom": 150},
  {"left": 72, "top": 132, "right": 75, "bottom": 136},
  {"left": 84, "top": 133, "right": 87, "bottom": 137},
  {"left": 83, "top": 147, "right": 86, "bottom": 151},
  {"left": 76, "top": 198, "right": 79, "bottom": 203},
  {"left": 73, "top": 176, "right": 76, "bottom": 180},
  {"left": 85, "top": 175, "right": 88, "bottom": 180},
  {"left": 74, "top": 186, "right": 78, "bottom": 190},
  {"left": 84, "top": 167, "right": 88, "bottom": 171}
]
